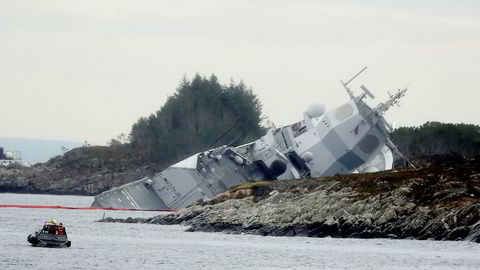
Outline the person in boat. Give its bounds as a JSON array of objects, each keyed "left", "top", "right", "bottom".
[
  {"left": 28, "top": 220, "right": 71, "bottom": 247},
  {"left": 57, "top": 224, "right": 65, "bottom": 235}
]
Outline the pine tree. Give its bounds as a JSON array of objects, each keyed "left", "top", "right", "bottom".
[{"left": 130, "top": 74, "right": 265, "bottom": 163}]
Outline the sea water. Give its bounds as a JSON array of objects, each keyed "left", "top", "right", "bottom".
[{"left": 1, "top": 193, "right": 480, "bottom": 270}]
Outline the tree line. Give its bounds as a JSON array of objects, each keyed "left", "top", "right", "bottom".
[
  {"left": 391, "top": 121, "right": 480, "bottom": 158},
  {"left": 126, "top": 74, "right": 265, "bottom": 163}
]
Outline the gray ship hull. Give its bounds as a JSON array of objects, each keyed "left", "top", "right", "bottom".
[
  {"left": 92, "top": 146, "right": 269, "bottom": 210},
  {"left": 92, "top": 70, "right": 406, "bottom": 210}
]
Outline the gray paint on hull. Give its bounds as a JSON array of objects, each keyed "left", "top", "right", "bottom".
[
  {"left": 337, "top": 151, "right": 365, "bottom": 170},
  {"left": 92, "top": 80, "right": 408, "bottom": 210}
]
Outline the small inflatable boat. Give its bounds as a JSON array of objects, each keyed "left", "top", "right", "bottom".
[{"left": 27, "top": 220, "right": 71, "bottom": 248}]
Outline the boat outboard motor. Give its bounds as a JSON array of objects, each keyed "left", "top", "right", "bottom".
[{"left": 0, "top": 147, "right": 4, "bottom": 159}]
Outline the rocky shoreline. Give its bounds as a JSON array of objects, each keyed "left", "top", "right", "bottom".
[
  {"left": 0, "top": 146, "right": 159, "bottom": 195},
  {"left": 100, "top": 154, "right": 480, "bottom": 242}
]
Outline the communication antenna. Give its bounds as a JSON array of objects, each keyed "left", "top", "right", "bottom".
[
  {"left": 227, "top": 130, "right": 248, "bottom": 147},
  {"left": 207, "top": 122, "right": 239, "bottom": 149},
  {"left": 360, "top": 85, "right": 375, "bottom": 99},
  {"left": 340, "top": 66, "right": 368, "bottom": 100}
]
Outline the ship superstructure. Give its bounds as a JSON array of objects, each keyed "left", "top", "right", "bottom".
[{"left": 92, "top": 68, "right": 407, "bottom": 210}]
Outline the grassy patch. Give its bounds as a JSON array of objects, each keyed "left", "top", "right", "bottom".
[{"left": 229, "top": 181, "right": 273, "bottom": 192}]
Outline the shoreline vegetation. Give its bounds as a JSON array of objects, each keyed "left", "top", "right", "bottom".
[{"left": 100, "top": 153, "right": 480, "bottom": 242}]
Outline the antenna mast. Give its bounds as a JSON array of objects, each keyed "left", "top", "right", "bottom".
[{"left": 340, "top": 66, "right": 368, "bottom": 100}]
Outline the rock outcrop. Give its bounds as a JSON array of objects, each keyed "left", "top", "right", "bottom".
[
  {"left": 0, "top": 146, "right": 159, "bottom": 195},
  {"left": 100, "top": 154, "right": 480, "bottom": 242}
]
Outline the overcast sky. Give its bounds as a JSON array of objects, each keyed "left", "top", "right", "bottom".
[{"left": 1, "top": 0, "right": 479, "bottom": 144}]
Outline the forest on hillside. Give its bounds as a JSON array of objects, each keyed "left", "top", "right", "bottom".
[
  {"left": 391, "top": 122, "right": 480, "bottom": 158},
  {"left": 126, "top": 74, "right": 265, "bottom": 163}
]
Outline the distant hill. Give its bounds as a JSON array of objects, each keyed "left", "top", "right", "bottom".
[
  {"left": 0, "top": 138, "right": 82, "bottom": 162},
  {"left": 129, "top": 74, "right": 265, "bottom": 163}
]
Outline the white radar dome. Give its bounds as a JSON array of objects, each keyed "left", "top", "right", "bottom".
[{"left": 305, "top": 101, "right": 326, "bottom": 118}]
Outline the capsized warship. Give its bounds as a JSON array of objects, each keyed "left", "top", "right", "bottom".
[{"left": 92, "top": 67, "right": 409, "bottom": 210}]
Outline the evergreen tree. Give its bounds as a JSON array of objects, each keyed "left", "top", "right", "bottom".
[
  {"left": 130, "top": 74, "right": 265, "bottom": 163},
  {"left": 391, "top": 122, "right": 480, "bottom": 157}
]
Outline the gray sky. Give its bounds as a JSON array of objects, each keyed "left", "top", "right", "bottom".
[{"left": 1, "top": 0, "right": 479, "bottom": 145}]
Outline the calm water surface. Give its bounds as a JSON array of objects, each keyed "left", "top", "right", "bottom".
[{"left": 1, "top": 193, "right": 480, "bottom": 270}]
